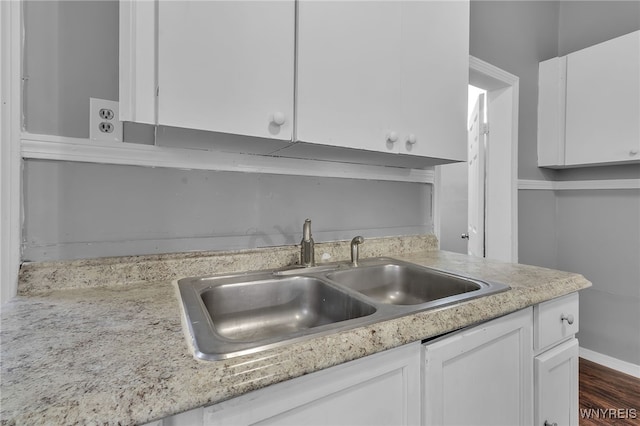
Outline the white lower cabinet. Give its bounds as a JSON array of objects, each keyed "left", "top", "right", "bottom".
[
  {"left": 150, "top": 295, "right": 580, "bottom": 426},
  {"left": 422, "top": 308, "right": 534, "bottom": 426},
  {"left": 150, "top": 342, "right": 422, "bottom": 426}
]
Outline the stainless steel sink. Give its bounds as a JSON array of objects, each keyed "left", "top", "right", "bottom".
[
  {"left": 177, "top": 258, "right": 510, "bottom": 360},
  {"left": 326, "top": 263, "right": 482, "bottom": 305},
  {"left": 178, "top": 272, "right": 377, "bottom": 360}
]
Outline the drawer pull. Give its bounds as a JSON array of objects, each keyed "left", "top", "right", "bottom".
[
  {"left": 560, "top": 313, "right": 574, "bottom": 325},
  {"left": 544, "top": 421, "right": 557, "bottom": 426}
]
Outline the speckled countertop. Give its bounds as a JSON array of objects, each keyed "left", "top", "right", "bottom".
[{"left": 0, "top": 235, "right": 591, "bottom": 425}]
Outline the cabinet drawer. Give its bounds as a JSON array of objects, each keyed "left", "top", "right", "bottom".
[{"left": 534, "top": 293, "right": 579, "bottom": 352}]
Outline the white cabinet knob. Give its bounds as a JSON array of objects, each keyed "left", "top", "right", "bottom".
[
  {"left": 407, "top": 134, "right": 417, "bottom": 145},
  {"left": 270, "top": 112, "right": 286, "bottom": 126},
  {"left": 560, "top": 314, "right": 574, "bottom": 325},
  {"left": 386, "top": 131, "right": 398, "bottom": 143},
  {"left": 630, "top": 149, "right": 639, "bottom": 156}
]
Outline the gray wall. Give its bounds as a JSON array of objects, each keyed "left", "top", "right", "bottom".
[
  {"left": 23, "top": 1, "right": 119, "bottom": 138},
  {"left": 470, "top": 0, "right": 559, "bottom": 182},
  {"left": 472, "top": 1, "right": 640, "bottom": 364},
  {"left": 556, "top": 190, "right": 640, "bottom": 364},
  {"left": 23, "top": 160, "right": 431, "bottom": 261},
  {"left": 558, "top": 1, "right": 640, "bottom": 56},
  {"left": 553, "top": 2, "right": 640, "bottom": 365},
  {"left": 21, "top": 1, "right": 432, "bottom": 261}
]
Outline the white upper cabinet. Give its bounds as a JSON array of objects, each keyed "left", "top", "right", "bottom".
[
  {"left": 157, "top": 1, "right": 295, "bottom": 141},
  {"left": 538, "top": 30, "right": 640, "bottom": 168},
  {"left": 565, "top": 31, "right": 640, "bottom": 166},
  {"left": 399, "top": 1, "right": 469, "bottom": 161},
  {"left": 296, "top": 0, "right": 469, "bottom": 162},
  {"left": 120, "top": 0, "right": 469, "bottom": 167},
  {"left": 296, "top": 1, "right": 402, "bottom": 153}
]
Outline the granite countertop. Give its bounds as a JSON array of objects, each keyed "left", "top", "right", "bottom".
[{"left": 0, "top": 236, "right": 591, "bottom": 425}]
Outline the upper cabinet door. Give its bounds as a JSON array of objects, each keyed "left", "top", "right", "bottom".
[
  {"left": 158, "top": 1, "right": 295, "bottom": 140},
  {"left": 296, "top": 1, "right": 403, "bottom": 153},
  {"left": 296, "top": 0, "right": 469, "bottom": 161},
  {"left": 399, "top": 1, "right": 468, "bottom": 161},
  {"left": 565, "top": 31, "right": 640, "bottom": 166}
]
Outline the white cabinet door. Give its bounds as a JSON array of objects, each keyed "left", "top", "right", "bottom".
[
  {"left": 296, "top": 0, "right": 402, "bottom": 153},
  {"left": 203, "top": 342, "right": 422, "bottom": 425},
  {"left": 296, "top": 0, "right": 468, "bottom": 161},
  {"left": 535, "top": 339, "right": 579, "bottom": 426},
  {"left": 564, "top": 30, "right": 640, "bottom": 166},
  {"left": 158, "top": 1, "right": 295, "bottom": 141},
  {"left": 399, "top": 0, "right": 468, "bottom": 161},
  {"left": 423, "top": 308, "right": 534, "bottom": 426}
]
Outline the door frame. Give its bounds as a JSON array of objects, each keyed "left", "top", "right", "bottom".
[
  {"left": 0, "top": 0, "right": 22, "bottom": 304},
  {"left": 435, "top": 56, "right": 519, "bottom": 263}
]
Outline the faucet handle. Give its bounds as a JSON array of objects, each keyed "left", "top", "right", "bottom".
[
  {"left": 300, "top": 219, "right": 315, "bottom": 267},
  {"left": 350, "top": 236, "right": 364, "bottom": 266},
  {"left": 302, "top": 219, "right": 312, "bottom": 242}
]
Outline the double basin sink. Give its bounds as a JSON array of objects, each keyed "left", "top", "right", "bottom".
[{"left": 177, "top": 257, "right": 510, "bottom": 360}]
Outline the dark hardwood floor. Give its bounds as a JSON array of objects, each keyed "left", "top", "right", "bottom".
[{"left": 579, "top": 358, "right": 640, "bottom": 425}]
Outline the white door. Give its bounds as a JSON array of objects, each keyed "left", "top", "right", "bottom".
[{"left": 467, "top": 93, "right": 486, "bottom": 257}]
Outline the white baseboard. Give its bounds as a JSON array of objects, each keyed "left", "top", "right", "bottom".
[{"left": 579, "top": 347, "right": 640, "bottom": 378}]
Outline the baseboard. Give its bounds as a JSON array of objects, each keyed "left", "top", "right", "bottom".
[{"left": 579, "top": 347, "right": 640, "bottom": 378}]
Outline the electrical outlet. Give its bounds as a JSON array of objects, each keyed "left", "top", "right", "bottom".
[{"left": 90, "top": 98, "right": 123, "bottom": 142}]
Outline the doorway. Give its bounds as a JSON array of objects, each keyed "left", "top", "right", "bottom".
[
  {"left": 436, "top": 56, "right": 519, "bottom": 263},
  {"left": 438, "top": 86, "right": 486, "bottom": 256}
]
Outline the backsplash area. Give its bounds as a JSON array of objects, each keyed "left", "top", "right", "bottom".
[
  {"left": 18, "top": 234, "right": 439, "bottom": 295},
  {"left": 22, "top": 159, "right": 433, "bottom": 262}
]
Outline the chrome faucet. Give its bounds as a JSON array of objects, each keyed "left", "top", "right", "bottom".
[
  {"left": 300, "top": 219, "right": 315, "bottom": 267},
  {"left": 350, "top": 236, "right": 364, "bottom": 267}
]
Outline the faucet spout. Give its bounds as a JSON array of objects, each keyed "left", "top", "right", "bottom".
[
  {"left": 300, "top": 219, "right": 315, "bottom": 267},
  {"left": 350, "top": 236, "right": 364, "bottom": 267}
]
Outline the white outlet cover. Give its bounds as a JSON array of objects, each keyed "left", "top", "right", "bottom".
[{"left": 90, "top": 98, "right": 123, "bottom": 142}]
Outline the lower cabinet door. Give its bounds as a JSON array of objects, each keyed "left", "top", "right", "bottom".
[
  {"left": 535, "top": 338, "right": 579, "bottom": 426},
  {"left": 203, "top": 342, "right": 422, "bottom": 426},
  {"left": 423, "top": 308, "right": 534, "bottom": 426}
]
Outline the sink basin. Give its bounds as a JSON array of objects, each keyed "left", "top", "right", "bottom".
[
  {"left": 201, "top": 276, "right": 376, "bottom": 341},
  {"left": 177, "top": 258, "right": 510, "bottom": 360},
  {"left": 178, "top": 273, "right": 376, "bottom": 360},
  {"left": 326, "top": 263, "right": 482, "bottom": 305}
]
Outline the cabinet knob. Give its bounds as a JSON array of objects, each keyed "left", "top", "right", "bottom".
[
  {"left": 386, "top": 131, "right": 399, "bottom": 143},
  {"left": 630, "top": 149, "right": 639, "bottom": 156},
  {"left": 560, "top": 313, "right": 574, "bottom": 325},
  {"left": 407, "top": 134, "right": 417, "bottom": 145},
  {"left": 270, "top": 112, "right": 286, "bottom": 126},
  {"left": 544, "top": 421, "right": 557, "bottom": 426}
]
